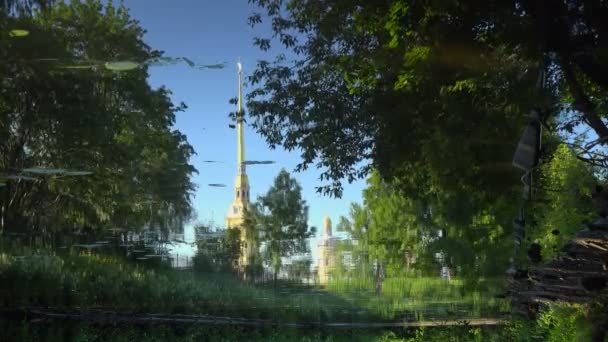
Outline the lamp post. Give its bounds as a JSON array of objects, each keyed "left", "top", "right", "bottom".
[
  {"left": 508, "top": 109, "right": 543, "bottom": 276},
  {"left": 512, "top": 109, "right": 542, "bottom": 199}
]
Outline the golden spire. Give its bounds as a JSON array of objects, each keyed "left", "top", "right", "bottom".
[
  {"left": 228, "top": 61, "right": 250, "bottom": 209},
  {"left": 237, "top": 61, "right": 245, "bottom": 173},
  {"left": 226, "top": 61, "right": 254, "bottom": 270}
]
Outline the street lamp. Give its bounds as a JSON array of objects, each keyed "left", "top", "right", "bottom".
[
  {"left": 508, "top": 109, "right": 543, "bottom": 276},
  {"left": 512, "top": 109, "right": 542, "bottom": 200}
]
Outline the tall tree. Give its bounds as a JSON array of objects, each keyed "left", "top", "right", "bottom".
[
  {"left": 245, "top": 0, "right": 608, "bottom": 226},
  {"left": 255, "top": 169, "right": 315, "bottom": 283},
  {"left": 338, "top": 170, "right": 516, "bottom": 283},
  {"left": 0, "top": 0, "right": 197, "bottom": 239},
  {"left": 246, "top": 0, "right": 545, "bottom": 199}
]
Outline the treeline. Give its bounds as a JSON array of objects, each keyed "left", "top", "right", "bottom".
[{"left": 331, "top": 145, "right": 597, "bottom": 283}]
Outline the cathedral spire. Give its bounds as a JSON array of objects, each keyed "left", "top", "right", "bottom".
[
  {"left": 225, "top": 61, "right": 255, "bottom": 269},
  {"left": 237, "top": 61, "right": 245, "bottom": 175},
  {"left": 226, "top": 61, "right": 251, "bottom": 231}
]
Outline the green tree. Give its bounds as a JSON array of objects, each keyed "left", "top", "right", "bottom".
[
  {"left": 246, "top": 0, "right": 546, "bottom": 199},
  {"left": 221, "top": 228, "right": 242, "bottom": 271},
  {"left": 244, "top": 3, "right": 608, "bottom": 274},
  {"left": 526, "top": 144, "right": 597, "bottom": 263},
  {"left": 335, "top": 203, "right": 373, "bottom": 280},
  {"left": 363, "top": 172, "right": 421, "bottom": 276},
  {"left": 338, "top": 170, "right": 516, "bottom": 284},
  {"left": 284, "top": 258, "right": 312, "bottom": 282},
  {"left": 0, "top": 0, "right": 196, "bottom": 241},
  {"left": 255, "top": 169, "right": 315, "bottom": 283},
  {"left": 247, "top": 0, "right": 608, "bottom": 195},
  {"left": 241, "top": 206, "right": 264, "bottom": 278}
]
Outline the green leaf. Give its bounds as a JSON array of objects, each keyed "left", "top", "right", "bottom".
[
  {"left": 104, "top": 61, "right": 140, "bottom": 71},
  {"left": 9, "top": 29, "right": 29, "bottom": 37}
]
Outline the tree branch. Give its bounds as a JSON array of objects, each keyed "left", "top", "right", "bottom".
[
  {"left": 576, "top": 155, "right": 607, "bottom": 168},
  {"left": 572, "top": 53, "right": 608, "bottom": 91},
  {"left": 561, "top": 59, "right": 608, "bottom": 142}
]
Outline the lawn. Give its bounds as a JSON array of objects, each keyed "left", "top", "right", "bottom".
[
  {"left": 0, "top": 251, "right": 374, "bottom": 323},
  {"left": 0, "top": 248, "right": 510, "bottom": 323},
  {"left": 326, "top": 274, "right": 510, "bottom": 320},
  {"left": 0, "top": 249, "right": 594, "bottom": 341}
]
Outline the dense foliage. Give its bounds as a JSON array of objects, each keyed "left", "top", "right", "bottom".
[
  {"left": 193, "top": 224, "right": 242, "bottom": 273},
  {"left": 0, "top": 0, "right": 196, "bottom": 238},
  {"left": 526, "top": 144, "right": 598, "bottom": 263},
  {"left": 246, "top": 0, "right": 608, "bottom": 198},
  {"left": 246, "top": 7, "right": 606, "bottom": 332},
  {"left": 336, "top": 171, "right": 514, "bottom": 282}
]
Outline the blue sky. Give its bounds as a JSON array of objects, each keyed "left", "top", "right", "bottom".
[{"left": 119, "top": 0, "right": 366, "bottom": 238}]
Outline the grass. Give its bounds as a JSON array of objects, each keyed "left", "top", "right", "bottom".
[
  {"left": 505, "top": 303, "right": 595, "bottom": 342},
  {"left": 0, "top": 251, "right": 377, "bottom": 323},
  {"left": 325, "top": 274, "right": 510, "bottom": 320},
  {"left": 0, "top": 248, "right": 599, "bottom": 341},
  {"left": 0, "top": 248, "right": 510, "bottom": 323}
]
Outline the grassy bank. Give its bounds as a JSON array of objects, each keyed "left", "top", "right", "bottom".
[
  {"left": 326, "top": 275, "right": 510, "bottom": 320},
  {"left": 0, "top": 251, "right": 365, "bottom": 322},
  {"left": 0, "top": 250, "right": 598, "bottom": 341},
  {"left": 0, "top": 249, "right": 509, "bottom": 322}
]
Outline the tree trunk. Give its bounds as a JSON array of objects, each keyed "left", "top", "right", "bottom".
[
  {"left": 375, "top": 261, "right": 384, "bottom": 295},
  {"left": 561, "top": 60, "right": 608, "bottom": 142}
]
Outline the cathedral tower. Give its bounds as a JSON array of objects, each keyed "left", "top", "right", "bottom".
[
  {"left": 317, "top": 216, "right": 336, "bottom": 284},
  {"left": 225, "top": 62, "right": 254, "bottom": 267}
]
